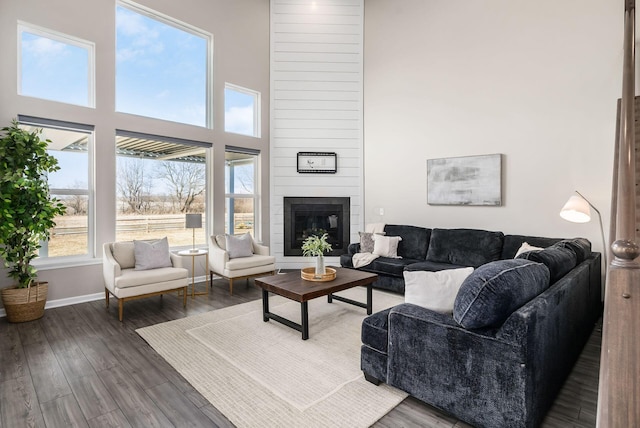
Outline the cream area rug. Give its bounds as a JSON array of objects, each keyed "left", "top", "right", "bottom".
[{"left": 136, "top": 287, "right": 407, "bottom": 428}]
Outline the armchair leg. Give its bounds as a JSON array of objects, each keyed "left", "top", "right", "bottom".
[
  {"left": 118, "top": 299, "right": 124, "bottom": 322},
  {"left": 105, "top": 288, "right": 109, "bottom": 308},
  {"left": 183, "top": 286, "right": 187, "bottom": 308},
  {"left": 229, "top": 278, "right": 234, "bottom": 295},
  {"left": 210, "top": 270, "right": 213, "bottom": 288},
  {"left": 364, "top": 372, "right": 381, "bottom": 385}
]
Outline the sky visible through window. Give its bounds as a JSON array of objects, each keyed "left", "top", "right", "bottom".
[
  {"left": 225, "top": 88, "right": 256, "bottom": 136},
  {"left": 116, "top": 5, "right": 208, "bottom": 127},
  {"left": 20, "top": 31, "right": 89, "bottom": 106}
]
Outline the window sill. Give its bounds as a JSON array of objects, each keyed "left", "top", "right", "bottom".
[{"left": 33, "top": 256, "right": 103, "bottom": 271}]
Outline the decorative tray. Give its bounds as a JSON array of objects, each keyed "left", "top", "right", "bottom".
[{"left": 301, "top": 267, "right": 337, "bottom": 282}]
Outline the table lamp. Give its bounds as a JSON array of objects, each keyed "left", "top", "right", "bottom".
[{"left": 185, "top": 213, "right": 202, "bottom": 253}]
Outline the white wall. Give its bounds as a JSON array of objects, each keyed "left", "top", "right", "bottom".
[
  {"left": 270, "top": 0, "right": 364, "bottom": 268},
  {"left": 0, "top": 0, "right": 269, "bottom": 306},
  {"left": 363, "top": 0, "right": 622, "bottom": 257}
]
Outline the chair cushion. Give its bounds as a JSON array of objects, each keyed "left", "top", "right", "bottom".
[
  {"left": 404, "top": 267, "right": 474, "bottom": 314},
  {"left": 116, "top": 267, "right": 187, "bottom": 288},
  {"left": 112, "top": 241, "right": 135, "bottom": 269},
  {"left": 426, "top": 228, "right": 504, "bottom": 268},
  {"left": 134, "top": 237, "right": 172, "bottom": 270},
  {"left": 226, "top": 233, "right": 254, "bottom": 259},
  {"left": 226, "top": 254, "right": 275, "bottom": 271},
  {"left": 453, "top": 259, "right": 550, "bottom": 329}
]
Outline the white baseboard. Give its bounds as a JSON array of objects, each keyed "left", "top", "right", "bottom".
[{"left": 1, "top": 275, "right": 212, "bottom": 319}]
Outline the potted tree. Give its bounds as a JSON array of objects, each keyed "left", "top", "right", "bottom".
[{"left": 0, "top": 120, "right": 66, "bottom": 322}]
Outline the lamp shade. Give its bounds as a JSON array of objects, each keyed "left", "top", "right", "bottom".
[
  {"left": 559, "top": 195, "right": 591, "bottom": 223},
  {"left": 185, "top": 213, "right": 202, "bottom": 229}
]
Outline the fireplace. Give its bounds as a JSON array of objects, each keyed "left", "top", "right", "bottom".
[{"left": 284, "top": 197, "right": 350, "bottom": 257}]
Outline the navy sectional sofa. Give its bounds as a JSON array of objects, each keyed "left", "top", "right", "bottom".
[{"left": 343, "top": 225, "right": 602, "bottom": 428}]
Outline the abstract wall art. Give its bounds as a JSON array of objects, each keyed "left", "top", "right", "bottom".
[{"left": 427, "top": 154, "right": 502, "bottom": 206}]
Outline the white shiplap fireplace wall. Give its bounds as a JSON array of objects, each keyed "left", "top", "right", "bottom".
[{"left": 270, "top": 0, "right": 364, "bottom": 269}]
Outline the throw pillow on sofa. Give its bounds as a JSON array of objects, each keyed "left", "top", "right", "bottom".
[
  {"left": 404, "top": 267, "right": 474, "bottom": 314},
  {"left": 372, "top": 234, "right": 402, "bottom": 258},
  {"left": 516, "top": 245, "right": 577, "bottom": 283},
  {"left": 514, "top": 242, "right": 544, "bottom": 258},
  {"left": 134, "top": 237, "right": 172, "bottom": 270},
  {"left": 359, "top": 231, "right": 385, "bottom": 253},
  {"left": 453, "top": 259, "right": 550, "bottom": 329},
  {"left": 552, "top": 238, "right": 591, "bottom": 264}
]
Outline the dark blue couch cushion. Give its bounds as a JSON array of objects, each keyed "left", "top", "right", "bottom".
[
  {"left": 384, "top": 224, "right": 431, "bottom": 260},
  {"left": 453, "top": 259, "right": 550, "bottom": 329},
  {"left": 404, "top": 260, "right": 468, "bottom": 272},
  {"left": 426, "top": 228, "right": 504, "bottom": 268},
  {"left": 361, "top": 308, "right": 391, "bottom": 353},
  {"left": 366, "top": 257, "right": 421, "bottom": 277},
  {"left": 517, "top": 245, "right": 577, "bottom": 283},
  {"left": 501, "top": 235, "right": 561, "bottom": 259},
  {"left": 552, "top": 238, "right": 591, "bottom": 264}
]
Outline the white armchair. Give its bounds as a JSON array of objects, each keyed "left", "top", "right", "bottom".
[
  {"left": 209, "top": 234, "right": 276, "bottom": 294},
  {"left": 103, "top": 241, "right": 189, "bottom": 321}
]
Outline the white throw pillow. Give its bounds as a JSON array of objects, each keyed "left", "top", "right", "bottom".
[
  {"left": 404, "top": 267, "right": 474, "bottom": 314},
  {"left": 226, "top": 233, "right": 254, "bottom": 259},
  {"left": 133, "top": 237, "right": 172, "bottom": 271},
  {"left": 514, "top": 242, "right": 544, "bottom": 258},
  {"left": 372, "top": 235, "right": 402, "bottom": 258}
]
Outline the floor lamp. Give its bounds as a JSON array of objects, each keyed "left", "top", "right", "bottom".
[
  {"left": 185, "top": 213, "right": 202, "bottom": 253},
  {"left": 559, "top": 191, "right": 607, "bottom": 270}
]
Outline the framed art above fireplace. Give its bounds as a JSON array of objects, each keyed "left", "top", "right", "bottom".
[{"left": 297, "top": 152, "right": 337, "bottom": 173}]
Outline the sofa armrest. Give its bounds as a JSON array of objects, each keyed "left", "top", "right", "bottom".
[
  {"left": 102, "top": 243, "right": 121, "bottom": 291},
  {"left": 386, "top": 303, "right": 527, "bottom": 426},
  {"left": 209, "top": 236, "right": 229, "bottom": 274},
  {"left": 253, "top": 241, "right": 270, "bottom": 256},
  {"left": 348, "top": 242, "right": 361, "bottom": 255},
  {"left": 170, "top": 252, "right": 184, "bottom": 269}
]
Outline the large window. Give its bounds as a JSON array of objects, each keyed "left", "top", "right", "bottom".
[
  {"left": 116, "top": 1, "right": 211, "bottom": 127},
  {"left": 18, "top": 23, "right": 95, "bottom": 107},
  {"left": 225, "top": 149, "right": 259, "bottom": 237},
  {"left": 18, "top": 117, "right": 94, "bottom": 260},
  {"left": 115, "top": 132, "right": 209, "bottom": 248},
  {"left": 225, "top": 83, "right": 260, "bottom": 137}
]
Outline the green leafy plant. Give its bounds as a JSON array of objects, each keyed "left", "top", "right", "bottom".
[
  {"left": 0, "top": 120, "right": 66, "bottom": 288},
  {"left": 301, "top": 233, "right": 332, "bottom": 257}
]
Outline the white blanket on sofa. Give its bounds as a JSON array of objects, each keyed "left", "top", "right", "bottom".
[{"left": 352, "top": 252, "right": 379, "bottom": 268}]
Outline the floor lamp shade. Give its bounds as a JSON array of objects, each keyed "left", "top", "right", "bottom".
[
  {"left": 185, "top": 214, "right": 202, "bottom": 251},
  {"left": 560, "top": 195, "right": 591, "bottom": 223}
]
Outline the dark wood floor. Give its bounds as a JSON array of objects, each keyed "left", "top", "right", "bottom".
[{"left": 0, "top": 278, "right": 600, "bottom": 428}]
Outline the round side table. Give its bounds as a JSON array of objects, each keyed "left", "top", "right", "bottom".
[{"left": 178, "top": 249, "right": 209, "bottom": 298}]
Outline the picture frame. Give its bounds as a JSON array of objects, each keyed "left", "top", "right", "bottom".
[
  {"left": 297, "top": 152, "right": 337, "bottom": 174},
  {"left": 427, "top": 154, "right": 502, "bottom": 206}
]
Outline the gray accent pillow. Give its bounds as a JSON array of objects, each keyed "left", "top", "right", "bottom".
[
  {"left": 453, "top": 259, "right": 550, "bottom": 329},
  {"left": 133, "top": 237, "right": 172, "bottom": 271},
  {"left": 226, "top": 233, "right": 254, "bottom": 258},
  {"left": 358, "top": 231, "right": 385, "bottom": 253}
]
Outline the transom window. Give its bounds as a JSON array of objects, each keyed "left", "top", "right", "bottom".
[
  {"left": 18, "top": 23, "right": 95, "bottom": 107},
  {"left": 116, "top": 0, "right": 212, "bottom": 127},
  {"left": 225, "top": 83, "right": 261, "bottom": 137}
]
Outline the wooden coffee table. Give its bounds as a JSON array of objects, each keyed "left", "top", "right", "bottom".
[{"left": 254, "top": 267, "right": 378, "bottom": 340}]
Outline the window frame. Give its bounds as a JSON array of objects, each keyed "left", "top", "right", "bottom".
[
  {"left": 224, "top": 83, "right": 261, "bottom": 138},
  {"left": 114, "top": 129, "right": 212, "bottom": 250},
  {"left": 115, "top": 0, "right": 214, "bottom": 128},
  {"left": 17, "top": 21, "right": 96, "bottom": 108},
  {"left": 225, "top": 147, "right": 261, "bottom": 240},
  {"left": 17, "top": 116, "right": 96, "bottom": 266}
]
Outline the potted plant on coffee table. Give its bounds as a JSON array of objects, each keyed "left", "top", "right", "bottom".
[
  {"left": 302, "top": 233, "right": 333, "bottom": 277},
  {"left": 0, "top": 120, "right": 66, "bottom": 322}
]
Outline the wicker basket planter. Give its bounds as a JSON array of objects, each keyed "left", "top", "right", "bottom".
[{"left": 1, "top": 282, "right": 48, "bottom": 323}]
